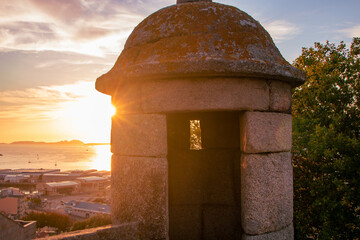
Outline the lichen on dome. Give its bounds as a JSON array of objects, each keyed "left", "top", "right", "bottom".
[{"left": 96, "top": 1, "right": 305, "bottom": 95}]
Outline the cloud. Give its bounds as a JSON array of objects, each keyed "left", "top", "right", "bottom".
[
  {"left": 29, "top": 0, "right": 86, "bottom": 23},
  {"left": 0, "top": 81, "right": 94, "bottom": 121},
  {"left": 0, "top": 1, "right": 33, "bottom": 19},
  {"left": 75, "top": 26, "right": 113, "bottom": 40},
  {"left": 263, "top": 20, "right": 301, "bottom": 43},
  {"left": 0, "top": 87, "right": 73, "bottom": 121},
  {"left": 0, "top": 0, "right": 152, "bottom": 56},
  {"left": 0, "top": 81, "right": 114, "bottom": 143},
  {"left": 337, "top": 25, "right": 360, "bottom": 38},
  {"left": 0, "top": 21, "right": 57, "bottom": 45},
  {"left": 0, "top": 50, "right": 114, "bottom": 91}
]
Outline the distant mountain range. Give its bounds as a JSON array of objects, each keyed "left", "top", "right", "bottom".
[{"left": 0, "top": 140, "right": 109, "bottom": 146}]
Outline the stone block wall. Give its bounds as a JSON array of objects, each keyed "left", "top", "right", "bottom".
[
  {"left": 0, "top": 215, "right": 36, "bottom": 240},
  {"left": 239, "top": 91, "right": 293, "bottom": 239},
  {"left": 110, "top": 77, "right": 294, "bottom": 240},
  {"left": 111, "top": 113, "right": 169, "bottom": 240}
]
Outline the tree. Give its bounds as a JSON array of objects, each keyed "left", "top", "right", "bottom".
[
  {"left": 71, "top": 214, "right": 111, "bottom": 231},
  {"left": 292, "top": 38, "right": 360, "bottom": 239},
  {"left": 22, "top": 211, "right": 72, "bottom": 232}
]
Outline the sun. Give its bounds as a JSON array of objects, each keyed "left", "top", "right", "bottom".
[
  {"left": 54, "top": 82, "right": 115, "bottom": 143},
  {"left": 109, "top": 104, "right": 116, "bottom": 117}
]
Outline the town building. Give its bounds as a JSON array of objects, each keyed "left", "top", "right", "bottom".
[
  {"left": 64, "top": 200, "right": 110, "bottom": 218},
  {"left": 76, "top": 176, "right": 109, "bottom": 193},
  {"left": 0, "top": 169, "right": 60, "bottom": 179},
  {"left": 0, "top": 187, "right": 26, "bottom": 219},
  {"left": 42, "top": 173, "right": 72, "bottom": 182},
  {"left": 37, "top": 181, "right": 79, "bottom": 196},
  {"left": 63, "top": 169, "right": 98, "bottom": 177},
  {"left": 0, "top": 213, "right": 36, "bottom": 240},
  {"left": 3, "top": 174, "right": 25, "bottom": 183}
]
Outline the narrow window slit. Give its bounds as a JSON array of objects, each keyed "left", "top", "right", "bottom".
[{"left": 190, "top": 120, "right": 202, "bottom": 150}]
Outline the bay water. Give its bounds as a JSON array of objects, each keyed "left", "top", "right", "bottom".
[{"left": 0, "top": 144, "right": 111, "bottom": 171}]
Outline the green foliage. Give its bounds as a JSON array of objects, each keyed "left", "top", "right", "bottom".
[
  {"left": 30, "top": 197, "right": 42, "bottom": 206},
  {"left": 71, "top": 214, "right": 111, "bottom": 231},
  {"left": 190, "top": 120, "right": 202, "bottom": 150},
  {"left": 292, "top": 38, "right": 360, "bottom": 239},
  {"left": 22, "top": 211, "right": 72, "bottom": 232}
]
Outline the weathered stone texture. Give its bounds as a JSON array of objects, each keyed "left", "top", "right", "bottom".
[
  {"left": 141, "top": 78, "right": 269, "bottom": 112},
  {"left": 242, "top": 224, "right": 294, "bottom": 240},
  {"left": 240, "top": 112, "right": 292, "bottom": 153},
  {"left": 241, "top": 152, "right": 293, "bottom": 235},
  {"left": 111, "top": 113, "right": 167, "bottom": 157},
  {"left": 270, "top": 80, "right": 292, "bottom": 112},
  {"left": 0, "top": 215, "right": 36, "bottom": 240},
  {"left": 111, "top": 155, "right": 168, "bottom": 240},
  {"left": 95, "top": 2, "right": 305, "bottom": 96}
]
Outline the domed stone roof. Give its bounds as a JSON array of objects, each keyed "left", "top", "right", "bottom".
[{"left": 96, "top": 0, "right": 305, "bottom": 95}]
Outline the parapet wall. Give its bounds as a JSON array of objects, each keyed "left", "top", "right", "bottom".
[{"left": 45, "top": 223, "right": 140, "bottom": 240}]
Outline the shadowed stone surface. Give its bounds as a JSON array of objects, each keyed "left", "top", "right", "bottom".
[
  {"left": 96, "top": 2, "right": 305, "bottom": 95},
  {"left": 111, "top": 155, "right": 168, "bottom": 240},
  {"left": 170, "top": 206, "right": 202, "bottom": 239},
  {"left": 242, "top": 224, "right": 294, "bottom": 240},
  {"left": 203, "top": 206, "right": 239, "bottom": 240},
  {"left": 111, "top": 113, "right": 167, "bottom": 157},
  {"left": 240, "top": 112, "right": 292, "bottom": 153},
  {"left": 167, "top": 112, "right": 241, "bottom": 239},
  {"left": 241, "top": 152, "right": 293, "bottom": 235},
  {"left": 141, "top": 78, "right": 269, "bottom": 112},
  {"left": 270, "top": 80, "right": 291, "bottom": 112}
]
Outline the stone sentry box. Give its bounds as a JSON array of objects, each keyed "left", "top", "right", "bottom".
[{"left": 95, "top": 0, "right": 305, "bottom": 239}]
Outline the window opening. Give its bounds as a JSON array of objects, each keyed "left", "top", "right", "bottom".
[{"left": 190, "top": 120, "right": 202, "bottom": 150}]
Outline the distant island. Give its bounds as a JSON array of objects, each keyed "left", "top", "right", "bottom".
[{"left": 1, "top": 140, "right": 109, "bottom": 146}]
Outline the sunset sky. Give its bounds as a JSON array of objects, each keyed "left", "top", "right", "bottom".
[{"left": 0, "top": 0, "right": 359, "bottom": 143}]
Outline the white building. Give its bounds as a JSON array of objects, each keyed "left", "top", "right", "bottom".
[
  {"left": 37, "top": 181, "right": 79, "bottom": 196},
  {"left": 76, "top": 176, "right": 109, "bottom": 193},
  {"left": 4, "top": 175, "right": 24, "bottom": 183},
  {"left": 64, "top": 200, "right": 110, "bottom": 218}
]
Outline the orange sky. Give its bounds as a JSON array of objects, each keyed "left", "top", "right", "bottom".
[
  {"left": 0, "top": 82, "right": 115, "bottom": 143},
  {"left": 0, "top": 0, "right": 359, "bottom": 143}
]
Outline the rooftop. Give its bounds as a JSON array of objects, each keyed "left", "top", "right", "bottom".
[
  {"left": 46, "top": 181, "right": 79, "bottom": 188},
  {"left": 0, "top": 187, "right": 24, "bottom": 197},
  {"left": 65, "top": 200, "right": 110, "bottom": 214},
  {"left": 77, "top": 176, "right": 106, "bottom": 182},
  {"left": 0, "top": 169, "right": 60, "bottom": 174}
]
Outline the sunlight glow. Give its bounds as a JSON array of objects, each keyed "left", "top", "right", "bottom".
[
  {"left": 109, "top": 104, "right": 116, "bottom": 117},
  {"left": 90, "top": 145, "right": 111, "bottom": 171},
  {"left": 51, "top": 81, "right": 113, "bottom": 143},
  {"left": 0, "top": 81, "right": 115, "bottom": 143}
]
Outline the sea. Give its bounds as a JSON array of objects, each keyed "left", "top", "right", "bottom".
[{"left": 0, "top": 144, "right": 111, "bottom": 171}]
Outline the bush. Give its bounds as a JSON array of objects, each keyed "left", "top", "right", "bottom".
[
  {"left": 23, "top": 211, "right": 72, "bottom": 232},
  {"left": 292, "top": 38, "right": 360, "bottom": 239},
  {"left": 71, "top": 214, "right": 111, "bottom": 231}
]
